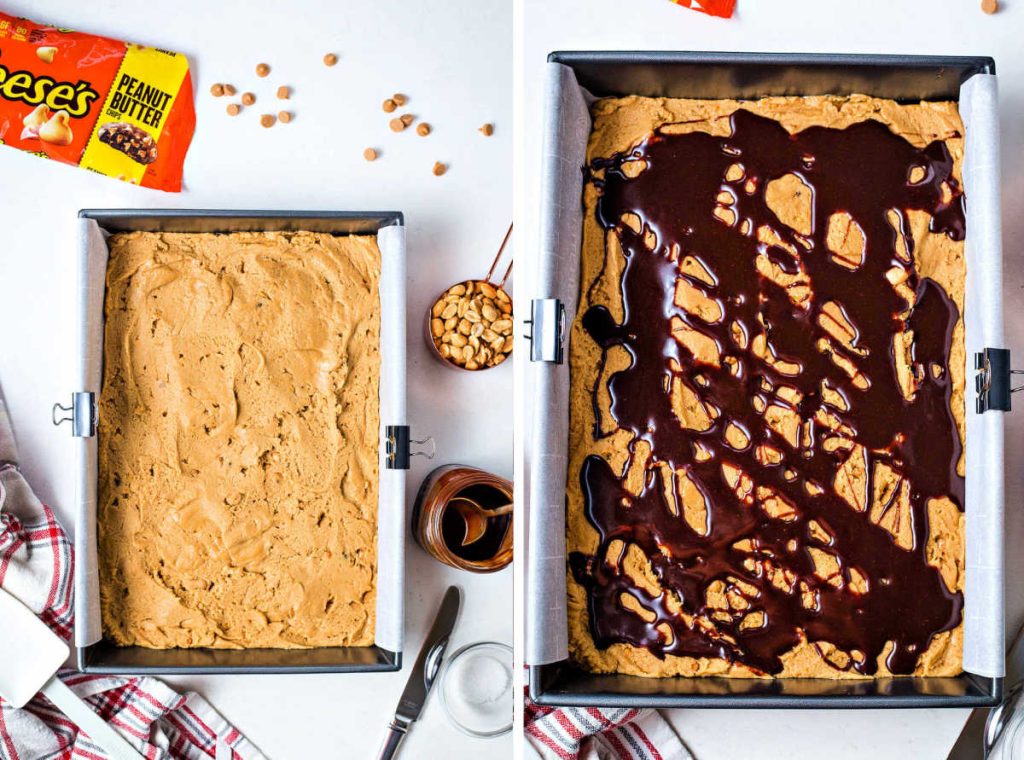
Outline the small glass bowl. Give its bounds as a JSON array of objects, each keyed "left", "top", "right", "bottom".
[{"left": 440, "top": 641, "right": 513, "bottom": 738}]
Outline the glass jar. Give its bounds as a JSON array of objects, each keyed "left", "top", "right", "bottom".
[{"left": 412, "top": 465, "right": 512, "bottom": 572}]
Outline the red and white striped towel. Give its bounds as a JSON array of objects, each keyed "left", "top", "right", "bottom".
[
  {"left": 525, "top": 697, "right": 692, "bottom": 760},
  {"left": 0, "top": 398, "right": 265, "bottom": 760}
]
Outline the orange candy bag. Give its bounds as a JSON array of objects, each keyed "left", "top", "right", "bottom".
[
  {"left": 669, "top": 0, "right": 736, "bottom": 17},
  {"left": 0, "top": 11, "right": 195, "bottom": 192}
]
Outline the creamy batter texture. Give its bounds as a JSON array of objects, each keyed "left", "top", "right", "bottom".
[
  {"left": 568, "top": 95, "right": 967, "bottom": 678},
  {"left": 99, "top": 230, "right": 381, "bottom": 649}
]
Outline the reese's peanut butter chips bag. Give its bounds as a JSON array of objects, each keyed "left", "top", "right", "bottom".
[
  {"left": 0, "top": 11, "right": 195, "bottom": 191},
  {"left": 669, "top": 0, "right": 736, "bottom": 17}
]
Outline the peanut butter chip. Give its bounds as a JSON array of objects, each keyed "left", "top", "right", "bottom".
[
  {"left": 981, "top": 0, "right": 998, "bottom": 11},
  {"left": 323, "top": 53, "right": 339, "bottom": 66},
  {"left": 389, "top": 117, "right": 406, "bottom": 132},
  {"left": 256, "top": 63, "right": 271, "bottom": 78},
  {"left": 277, "top": 86, "right": 291, "bottom": 100},
  {"left": 226, "top": 103, "right": 241, "bottom": 116},
  {"left": 432, "top": 161, "right": 447, "bottom": 176},
  {"left": 278, "top": 111, "right": 293, "bottom": 124},
  {"left": 416, "top": 123, "right": 431, "bottom": 137},
  {"left": 382, "top": 99, "right": 397, "bottom": 113},
  {"left": 242, "top": 92, "right": 256, "bottom": 106},
  {"left": 363, "top": 147, "right": 378, "bottom": 161},
  {"left": 479, "top": 123, "right": 494, "bottom": 136},
  {"left": 393, "top": 93, "right": 408, "bottom": 106},
  {"left": 210, "top": 83, "right": 225, "bottom": 97},
  {"left": 223, "top": 84, "right": 237, "bottom": 96},
  {"left": 400, "top": 113, "right": 414, "bottom": 126},
  {"left": 260, "top": 114, "right": 276, "bottom": 128}
]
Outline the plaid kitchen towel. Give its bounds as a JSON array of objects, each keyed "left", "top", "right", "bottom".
[
  {"left": 525, "top": 696, "right": 692, "bottom": 760},
  {"left": 0, "top": 393, "right": 265, "bottom": 760}
]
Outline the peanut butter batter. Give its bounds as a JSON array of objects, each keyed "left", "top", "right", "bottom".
[
  {"left": 568, "top": 95, "right": 966, "bottom": 678},
  {"left": 99, "top": 231, "right": 381, "bottom": 649}
]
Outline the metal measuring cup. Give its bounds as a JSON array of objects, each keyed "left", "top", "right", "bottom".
[{"left": 425, "top": 224, "right": 513, "bottom": 372}]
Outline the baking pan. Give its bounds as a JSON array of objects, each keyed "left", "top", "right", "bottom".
[
  {"left": 65, "top": 209, "right": 406, "bottom": 674},
  {"left": 527, "top": 52, "right": 1005, "bottom": 708}
]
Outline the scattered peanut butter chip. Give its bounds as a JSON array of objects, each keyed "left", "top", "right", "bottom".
[
  {"left": 226, "top": 103, "right": 241, "bottom": 116},
  {"left": 400, "top": 113, "right": 414, "bottom": 126},
  {"left": 36, "top": 46, "right": 57, "bottom": 64},
  {"left": 260, "top": 114, "right": 276, "bottom": 128},
  {"left": 479, "top": 123, "right": 494, "bottom": 136},
  {"left": 416, "top": 123, "right": 431, "bottom": 137},
  {"left": 393, "top": 93, "right": 408, "bottom": 106},
  {"left": 323, "top": 53, "right": 338, "bottom": 66},
  {"left": 389, "top": 117, "right": 406, "bottom": 132},
  {"left": 278, "top": 111, "right": 293, "bottom": 123},
  {"left": 256, "top": 63, "right": 271, "bottom": 78},
  {"left": 223, "top": 84, "right": 237, "bottom": 96},
  {"left": 981, "top": 0, "right": 998, "bottom": 12},
  {"left": 210, "top": 83, "right": 225, "bottom": 97},
  {"left": 432, "top": 161, "right": 447, "bottom": 176},
  {"left": 242, "top": 92, "right": 256, "bottom": 106},
  {"left": 276, "top": 86, "right": 291, "bottom": 100},
  {"left": 382, "top": 98, "right": 397, "bottom": 113},
  {"left": 364, "top": 147, "right": 378, "bottom": 161}
]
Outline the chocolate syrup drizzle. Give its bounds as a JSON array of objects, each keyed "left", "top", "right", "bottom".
[{"left": 570, "top": 109, "right": 966, "bottom": 676}]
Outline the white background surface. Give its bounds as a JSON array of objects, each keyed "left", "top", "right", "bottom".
[
  {"left": 0, "top": 1, "right": 512, "bottom": 758},
  {"left": 519, "top": 1, "right": 1022, "bottom": 759}
]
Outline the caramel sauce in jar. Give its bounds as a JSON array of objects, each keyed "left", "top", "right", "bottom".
[{"left": 413, "top": 465, "right": 513, "bottom": 572}]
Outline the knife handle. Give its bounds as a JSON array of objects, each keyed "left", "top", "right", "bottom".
[{"left": 377, "top": 719, "right": 409, "bottom": 760}]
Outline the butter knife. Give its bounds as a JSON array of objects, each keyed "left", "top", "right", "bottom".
[
  {"left": 946, "top": 622, "right": 1024, "bottom": 760},
  {"left": 377, "top": 585, "right": 462, "bottom": 760}
]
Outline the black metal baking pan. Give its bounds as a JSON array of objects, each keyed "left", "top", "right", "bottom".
[
  {"left": 530, "top": 51, "right": 1001, "bottom": 709},
  {"left": 530, "top": 663, "right": 1001, "bottom": 709},
  {"left": 549, "top": 51, "right": 994, "bottom": 101},
  {"left": 76, "top": 209, "right": 403, "bottom": 675}
]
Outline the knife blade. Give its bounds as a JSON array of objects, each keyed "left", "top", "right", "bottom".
[
  {"left": 946, "top": 622, "right": 1024, "bottom": 760},
  {"left": 947, "top": 706, "right": 988, "bottom": 760},
  {"left": 377, "top": 585, "right": 462, "bottom": 760}
]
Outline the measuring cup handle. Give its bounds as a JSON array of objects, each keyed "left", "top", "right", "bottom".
[{"left": 483, "top": 223, "right": 513, "bottom": 287}]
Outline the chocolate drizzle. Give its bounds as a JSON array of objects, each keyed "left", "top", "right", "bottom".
[{"left": 570, "top": 109, "right": 966, "bottom": 676}]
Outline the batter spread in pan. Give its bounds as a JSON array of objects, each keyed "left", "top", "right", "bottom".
[
  {"left": 567, "top": 95, "right": 967, "bottom": 678},
  {"left": 99, "top": 231, "right": 381, "bottom": 649}
]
